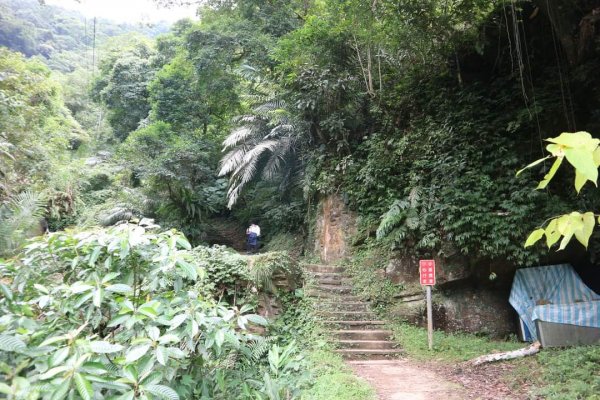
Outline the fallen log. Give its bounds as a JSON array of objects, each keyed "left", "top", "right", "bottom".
[{"left": 468, "top": 341, "right": 541, "bottom": 366}]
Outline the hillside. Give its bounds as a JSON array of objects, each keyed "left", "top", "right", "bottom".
[{"left": 0, "top": 0, "right": 170, "bottom": 71}]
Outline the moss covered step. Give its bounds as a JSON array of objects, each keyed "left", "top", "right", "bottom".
[
  {"left": 313, "top": 301, "right": 371, "bottom": 312},
  {"left": 314, "top": 276, "right": 352, "bottom": 286},
  {"left": 305, "top": 288, "right": 360, "bottom": 299},
  {"left": 327, "top": 329, "right": 393, "bottom": 341},
  {"left": 317, "top": 311, "right": 376, "bottom": 321},
  {"left": 336, "top": 339, "right": 398, "bottom": 350},
  {"left": 312, "top": 284, "right": 353, "bottom": 294},
  {"left": 322, "top": 320, "right": 387, "bottom": 330},
  {"left": 304, "top": 264, "right": 345, "bottom": 273},
  {"left": 333, "top": 348, "right": 404, "bottom": 360}
]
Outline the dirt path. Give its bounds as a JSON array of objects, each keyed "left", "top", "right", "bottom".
[{"left": 348, "top": 359, "right": 467, "bottom": 400}]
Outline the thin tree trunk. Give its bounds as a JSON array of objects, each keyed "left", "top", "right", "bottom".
[{"left": 468, "top": 341, "right": 541, "bottom": 366}]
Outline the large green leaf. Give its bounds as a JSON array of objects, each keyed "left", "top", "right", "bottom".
[
  {"left": 106, "top": 284, "right": 133, "bottom": 294},
  {"left": 89, "top": 341, "right": 124, "bottom": 354},
  {"left": 246, "top": 314, "right": 268, "bottom": 326},
  {"left": 0, "top": 335, "right": 26, "bottom": 352},
  {"left": 126, "top": 344, "right": 151, "bottom": 363},
  {"left": 144, "top": 384, "right": 180, "bottom": 400},
  {"left": 175, "top": 259, "right": 197, "bottom": 280},
  {"left": 156, "top": 346, "right": 169, "bottom": 366},
  {"left": 74, "top": 373, "right": 93, "bottom": 400}
]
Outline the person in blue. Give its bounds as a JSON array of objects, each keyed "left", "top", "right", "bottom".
[{"left": 246, "top": 221, "right": 261, "bottom": 254}]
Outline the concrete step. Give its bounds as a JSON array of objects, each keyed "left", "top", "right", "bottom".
[
  {"left": 314, "top": 277, "right": 353, "bottom": 286},
  {"left": 328, "top": 330, "right": 393, "bottom": 340},
  {"left": 322, "top": 320, "right": 387, "bottom": 330},
  {"left": 310, "top": 272, "right": 345, "bottom": 279},
  {"left": 317, "top": 311, "right": 376, "bottom": 321},
  {"left": 304, "top": 264, "right": 345, "bottom": 273},
  {"left": 305, "top": 290, "right": 361, "bottom": 301},
  {"left": 314, "top": 284, "right": 353, "bottom": 294},
  {"left": 336, "top": 339, "right": 397, "bottom": 350},
  {"left": 333, "top": 348, "right": 404, "bottom": 360},
  {"left": 314, "top": 301, "right": 371, "bottom": 312}
]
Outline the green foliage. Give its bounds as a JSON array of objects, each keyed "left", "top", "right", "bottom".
[
  {"left": 301, "top": 350, "right": 375, "bottom": 400},
  {"left": 533, "top": 345, "right": 600, "bottom": 400},
  {"left": 520, "top": 131, "right": 600, "bottom": 251},
  {"left": 92, "top": 36, "right": 157, "bottom": 140},
  {"left": 0, "top": 190, "right": 46, "bottom": 256},
  {"left": 0, "top": 225, "right": 312, "bottom": 399},
  {"left": 346, "top": 243, "right": 404, "bottom": 311},
  {"left": 219, "top": 66, "right": 305, "bottom": 208},
  {"left": 0, "top": 47, "right": 84, "bottom": 197},
  {"left": 389, "top": 322, "right": 523, "bottom": 362},
  {"left": 0, "top": 0, "right": 168, "bottom": 72}
]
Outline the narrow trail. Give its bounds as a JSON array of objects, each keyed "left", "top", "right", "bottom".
[
  {"left": 305, "top": 263, "right": 470, "bottom": 399},
  {"left": 348, "top": 359, "right": 467, "bottom": 400}
]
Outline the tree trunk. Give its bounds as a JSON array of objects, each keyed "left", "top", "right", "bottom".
[{"left": 468, "top": 341, "right": 541, "bottom": 366}]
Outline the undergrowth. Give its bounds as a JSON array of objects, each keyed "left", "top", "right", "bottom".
[
  {"left": 389, "top": 321, "right": 523, "bottom": 362},
  {"left": 531, "top": 345, "right": 600, "bottom": 400},
  {"left": 270, "top": 291, "right": 375, "bottom": 400},
  {"left": 391, "top": 321, "right": 600, "bottom": 399}
]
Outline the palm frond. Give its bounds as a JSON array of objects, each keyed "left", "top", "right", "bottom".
[{"left": 0, "top": 190, "right": 46, "bottom": 256}]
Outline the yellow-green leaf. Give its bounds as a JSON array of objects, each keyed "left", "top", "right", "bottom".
[
  {"left": 568, "top": 212, "right": 584, "bottom": 232},
  {"left": 594, "top": 147, "right": 600, "bottom": 167},
  {"left": 544, "top": 219, "right": 561, "bottom": 248},
  {"left": 525, "top": 228, "right": 545, "bottom": 247},
  {"left": 559, "top": 232, "right": 574, "bottom": 250},
  {"left": 564, "top": 148, "right": 598, "bottom": 185},
  {"left": 574, "top": 212, "right": 596, "bottom": 248},
  {"left": 556, "top": 214, "right": 571, "bottom": 235},
  {"left": 516, "top": 155, "right": 550, "bottom": 176},
  {"left": 575, "top": 170, "right": 587, "bottom": 193},
  {"left": 536, "top": 157, "right": 563, "bottom": 189},
  {"left": 546, "top": 131, "right": 599, "bottom": 150}
]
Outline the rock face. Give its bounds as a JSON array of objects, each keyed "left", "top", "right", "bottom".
[
  {"left": 313, "top": 193, "right": 519, "bottom": 338},
  {"left": 314, "top": 194, "right": 357, "bottom": 263}
]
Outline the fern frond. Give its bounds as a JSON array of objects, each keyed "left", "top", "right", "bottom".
[{"left": 376, "top": 199, "right": 407, "bottom": 239}]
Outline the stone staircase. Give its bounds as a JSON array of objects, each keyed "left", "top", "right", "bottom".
[{"left": 305, "top": 264, "right": 402, "bottom": 359}]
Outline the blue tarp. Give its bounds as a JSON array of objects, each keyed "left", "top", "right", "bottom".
[{"left": 509, "top": 264, "right": 600, "bottom": 341}]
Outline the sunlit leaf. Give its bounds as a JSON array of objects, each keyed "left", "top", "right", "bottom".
[
  {"left": 89, "top": 341, "right": 124, "bottom": 354},
  {"left": 125, "top": 344, "right": 151, "bottom": 363},
  {"left": 536, "top": 157, "right": 563, "bottom": 190},
  {"left": 524, "top": 228, "right": 544, "bottom": 248}
]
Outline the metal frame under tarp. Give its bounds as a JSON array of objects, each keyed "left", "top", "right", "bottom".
[{"left": 509, "top": 264, "right": 600, "bottom": 342}]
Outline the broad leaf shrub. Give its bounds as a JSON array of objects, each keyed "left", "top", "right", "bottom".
[{"left": 0, "top": 225, "right": 308, "bottom": 399}]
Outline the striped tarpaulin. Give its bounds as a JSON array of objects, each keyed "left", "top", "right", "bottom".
[{"left": 509, "top": 264, "right": 600, "bottom": 341}]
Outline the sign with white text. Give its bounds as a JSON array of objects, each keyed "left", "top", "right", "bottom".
[{"left": 419, "top": 259, "right": 436, "bottom": 286}]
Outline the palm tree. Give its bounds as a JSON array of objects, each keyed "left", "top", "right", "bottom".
[
  {"left": 219, "top": 67, "right": 306, "bottom": 208},
  {"left": 0, "top": 190, "right": 46, "bottom": 256}
]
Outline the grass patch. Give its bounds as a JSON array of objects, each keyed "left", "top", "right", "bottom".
[
  {"left": 531, "top": 345, "right": 600, "bottom": 399},
  {"left": 390, "top": 321, "right": 524, "bottom": 362},
  {"left": 302, "top": 348, "right": 376, "bottom": 400}
]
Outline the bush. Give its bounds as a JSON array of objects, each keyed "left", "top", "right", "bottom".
[{"left": 0, "top": 225, "right": 313, "bottom": 399}]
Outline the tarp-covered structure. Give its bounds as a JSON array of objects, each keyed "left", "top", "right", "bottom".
[{"left": 509, "top": 264, "right": 600, "bottom": 342}]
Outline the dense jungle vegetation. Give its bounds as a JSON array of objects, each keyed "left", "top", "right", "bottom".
[{"left": 1, "top": 0, "right": 600, "bottom": 398}]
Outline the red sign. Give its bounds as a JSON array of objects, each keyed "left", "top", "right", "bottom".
[{"left": 419, "top": 260, "right": 436, "bottom": 286}]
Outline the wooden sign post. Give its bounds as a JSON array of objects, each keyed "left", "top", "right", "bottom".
[{"left": 419, "top": 260, "right": 436, "bottom": 350}]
